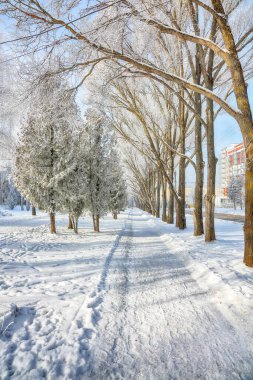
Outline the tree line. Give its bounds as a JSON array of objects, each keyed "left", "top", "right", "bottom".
[{"left": 15, "top": 76, "right": 127, "bottom": 233}]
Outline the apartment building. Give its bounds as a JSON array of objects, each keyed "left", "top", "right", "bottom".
[{"left": 220, "top": 142, "right": 245, "bottom": 196}]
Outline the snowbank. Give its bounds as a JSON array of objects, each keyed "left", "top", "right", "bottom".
[
  {"left": 215, "top": 207, "right": 245, "bottom": 215},
  {"left": 148, "top": 213, "right": 253, "bottom": 340}
]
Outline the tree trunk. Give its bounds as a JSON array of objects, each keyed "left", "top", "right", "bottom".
[
  {"left": 176, "top": 201, "right": 186, "bottom": 230},
  {"left": 168, "top": 188, "right": 174, "bottom": 224},
  {"left": 176, "top": 198, "right": 186, "bottom": 230},
  {"left": 243, "top": 138, "right": 253, "bottom": 267},
  {"left": 113, "top": 212, "right": 118, "bottom": 219},
  {"left": 161, "top": 174, "right": 167, "bottom": 222},
  {"left": 26, "top": 200, "right": 30, "bottom": 211},
  {"left": 156, "top": 172, "right": 161, "bottom": 218},
  {"left": 205, "top": 98, "right": 216, "bottom": 242},
  {"left": 193, "top": 50, "right": 204, "bottom": 236},
  {"left": 96, "top": 214, "right": 100, "bottom": 232},
  {"left": 194, "top": 145, "right": 204, "bottom": 235},
  {"left": 71, "top": 216, "right": 78, "bottom": 234},
  {"left": 49, "top": 123, "right": 56, "bottom": 235},
  {"left": 167, "top": 154, "right": 174, "bottom": 224},
  {"left": 151, "top": 171, "right": 156, "bottom": 216},
  {"left": 92, "top": 214, "right": 96, "bottom": 231},
  {"left": 21, "top": 196, "right": 24, "bottom": 211},
  {"left": 147, "top": 171, "right": 154, "bottom": 215},
  {"left": 93, "top": 214, "right": 100, "bottom": 232},
  {"left": 194, "top": 167, "right": 204, "bottom": 235},
  {"left": 68, "top": 214, "right": 73, "bottom": 229},
  {"left": 32, "top": 206, "right": 36, "bottom": 216},
  {"left": 50, "top": 212, "right": 56, "bottom": 234},
  {"left": 176, "top": 97, "right": 186, "bottom": 230}
]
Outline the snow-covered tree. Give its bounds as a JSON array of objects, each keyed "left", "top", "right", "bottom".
[
  {"left": 58, "top": 129, "right": 89, "bottom": 233},
  {"left": 84, "top": 111, "right": 115, "bottom": 232},
  {"left": 0, "top": 48, "right": 17, "bottom": 169},
  {"left": 15, "top": 75, "right": 80, "bottom": 233},
  {"left": 2, "top": 175, "right": 20, "bottom": 210},
  {"left": 228, "top": 176, "right": 244, "bottom": 210},
  {"left": 109, "top": 150, "right": 127, "bottom": 219}
]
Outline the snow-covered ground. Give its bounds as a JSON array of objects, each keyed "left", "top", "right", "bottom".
[
  {"left": 0, "top": 208, "right": 253, "bottom": 379},
  {"left": 215, "top": 207, "right": 245, "bottom": 215}
]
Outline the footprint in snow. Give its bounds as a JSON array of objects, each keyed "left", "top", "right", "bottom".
[
  {"left": 76, "top": 319, "right": 83, "bottom": 329},
  {"left": 84, "top": 328, "right": 94, "bottom": 339},
  {"left": 33, "top": 321, "right": 41, "bottom": 332},
  {"left": 88, "top": 296, "right": 103, "bottom": 309},
  {"left": 91, "top": 309, "right": 101, "bottom": 325}
]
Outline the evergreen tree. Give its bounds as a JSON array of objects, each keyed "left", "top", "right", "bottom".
[
  {"left": 84, "top": 111, "right": 113, "bottom": 232},
  {"left": 58, "top": 129, "right": 89, "bottom": 233},
  {"left": 2, "top": 176, "right": 20, "bottom": 210},
  {"left": 15, "top": 76, "right": 80, "bottom": 233}
]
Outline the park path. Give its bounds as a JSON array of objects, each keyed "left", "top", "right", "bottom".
[{"left": 86, "top": 209, "right": 253, "bottom": 380}]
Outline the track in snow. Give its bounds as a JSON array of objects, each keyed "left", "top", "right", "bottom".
[
  {"left": 86, "top": 209, "right": 253, "bottom": 380},
  {"left": 0, "top": 212, "right": 127, "bottom": 379}
]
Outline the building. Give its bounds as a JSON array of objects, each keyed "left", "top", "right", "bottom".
[
  {"left": 215, "top": 187, "right": 233, "bottom": 207},
  {"left": 220, "top": 142, "right": 245, "bottom": 197}
]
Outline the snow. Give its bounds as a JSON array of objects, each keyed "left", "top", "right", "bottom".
[
  {"left": 150, "top": 214, "right": 253, "bottom": 338},
  {"left": 0, "top": 208, "right": 13, "bottom": 217},
  {"left": 0, "top": 208, "right": 253, "bottom": 379},
  {"left": 215, "top": 207, "right": 245, "bottom": 215},
  {"left": 0, "top": 209, "right": 125, "bottom": 378}
]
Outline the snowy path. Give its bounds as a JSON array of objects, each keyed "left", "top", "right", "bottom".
[
  {"left": 0, "top": 209, "right": 253, "bottom": 379},
  {"left": 87, "top": 210, "right": 253, "bottom": 380}
]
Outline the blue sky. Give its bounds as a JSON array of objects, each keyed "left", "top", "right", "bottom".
[{"left": 214, "top": 79, "right": 253, "bottom": 155}]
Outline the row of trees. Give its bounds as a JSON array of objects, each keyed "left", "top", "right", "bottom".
[
  {"left": 1, "top": 0, "right": 253, "bottom": 266},
  {"left": 0, "top": 172, "right": 37, "bottom": 212},
  {"left": 0, "top": 171, "right": 20, "bottom": 209},
  {"left": 15, "top": 76, "right": 127, "bottom": 233},
  {"left": 0, "top": 45, "right": 18, "bottom": 205}
]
